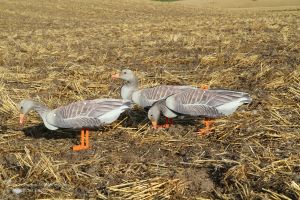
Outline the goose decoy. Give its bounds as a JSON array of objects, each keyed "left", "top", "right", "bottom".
[
  {"left": 111, "top": 69, "right": 139, "bottom": 101},
  {"left": 112, "top": 69, "right": 196, "bottom": 128},
  {"left": 148, "top": 88, "right": 252, "bottom": 135},
  {"left": 146, "top": 85, "right": 210, "bottom": 129},
  {"left": 19, "top": 99, "right": 131, "bottom": 151}
]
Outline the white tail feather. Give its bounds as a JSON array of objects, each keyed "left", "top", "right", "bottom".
[{"left": 216, "top": 97, "right": 251, "bottom": 116}]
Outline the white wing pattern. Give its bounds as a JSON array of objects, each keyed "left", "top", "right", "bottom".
[
  {"left": 166, "top": 89, "right": 252, "bottom": 118},
  {"left": 46, "top": 99, "right": 131, "bottom": 129}
]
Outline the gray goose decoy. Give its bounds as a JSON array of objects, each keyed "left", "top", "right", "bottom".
[
  {"left": 19, "top": 99, "right": 131, "bottom": 150},
  {"left": 148, "top": 87, "right": 252, "bottom": 135},
  {"left": 112, "top": 69, "right": 196, "bottom": 128}
]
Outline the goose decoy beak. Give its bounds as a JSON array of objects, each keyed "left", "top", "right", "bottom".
[
  {"left": 19, "top": 114, "right": 26, "bottom": 125},
  {"left": 111, "top": 73, "right": 120, "bottom": 79},
  {"left": 151, "top": 120, "right": 158, "bottom": 129}
]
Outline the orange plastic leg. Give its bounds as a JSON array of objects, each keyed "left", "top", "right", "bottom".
[
  {"left": 80, "top": 129, "right": 85, "bottom": 145},
  {"left": 162, "top": 117, "right": 170, "bottom": 128},
  {"left": 198, "top": 119, "right": 214, "bottom": 136},
  {"left": 85, "top": 130, "right": 89, "bottom": 147},
  {"left": 73, "top": 129, "right": 90, "bottom": 151}
]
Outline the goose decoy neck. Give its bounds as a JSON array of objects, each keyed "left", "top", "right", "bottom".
[
  {"left": 121, "top": 77, "right": 138, "bottom": 100},
  {"left": 19, "top": 100, "right": 47, "bottom": 126},
  {"left": 33, "top": 102, "right": 51, "bottom": 118},
  {"left": 126, "top": 75, "right": 138, "bottom": 87},
  {"left": 19, "top": 99, "right": 51, "bottom": 121}
]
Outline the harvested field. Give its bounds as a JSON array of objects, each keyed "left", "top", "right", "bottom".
[{"left": 0, "top": 0, "right": 299, "bottom": 199}]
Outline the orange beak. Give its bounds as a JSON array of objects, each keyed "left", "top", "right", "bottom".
[
  {"left": 151, "top": 121, "right": 158, "bottom": 129},
  {"left": 111, "top": 73, "right": 120, "bottom": 79},
  {"left": 19, "top": 114, "right": 26, "bottom": 125}
]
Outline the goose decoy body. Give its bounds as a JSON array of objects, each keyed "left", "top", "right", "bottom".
[
  {"left": 112, "top": 69, "right": 197, "bottom": 128},
  {"left": 146, "top": 84, "right": 210, "bottom": 128},
  {"left": 19, "top": 99, "right": 131, "bottom": 150},
  {"left": 148, "top": 87, "right": 252, "bottom": 135}
]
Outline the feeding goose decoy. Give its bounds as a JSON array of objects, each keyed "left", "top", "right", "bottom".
[
  {"left": 19, "top": 99, "right": 131, "bottom": 151},
  {"left": 147, "top": 85, "right": 210, "bottom": 128},
  {"left": 111, "top": 69, "right": 197, "bottom": 128},
  {"left": 148, "top": 88, "right": 252, "bottom": 135}
]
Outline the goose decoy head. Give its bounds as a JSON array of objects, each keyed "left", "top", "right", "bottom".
[
  {"left": 148, "top": 104, "right": 161, "bottom": 128},
  {"left": 19, "top": 99, "right": 35, "bottom": 125},
  {"left": 112, "top": 69, "right": 135, "bottom": 82}
]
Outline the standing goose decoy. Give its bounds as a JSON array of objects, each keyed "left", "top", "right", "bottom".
[
  {"left": 112, "top": 69, "right": 196, "bottom": 128},
  {"left": 111, "top": 69, "right": 139, "bottom": 101},
  {"left": 148, "top": 88, "right": 252, "bottom": 135},
  {"left": 19, "top": 99, "right": 131, "bottom": 151}
]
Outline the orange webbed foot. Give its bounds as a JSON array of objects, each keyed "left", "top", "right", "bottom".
[
  {"left": 198, "top": 128, "right": 211, "bottom": 136},
  {"left": 72, "top": 145, "right": 89, "bottom": 151},
  {"left": 152, "top": 119, "right": 173, "bottom": 129},
  {"left": 198, "top": 119, "right": 214, "bottom": 136},
  {"left": 162, "top": 124, "right": 170, "bottom": 128},
  {"left": 153, "top": 124, "right": 165, "bottom": 129},
  {"left": 153, "top": 124, "right": 171, "bottom": 129}
]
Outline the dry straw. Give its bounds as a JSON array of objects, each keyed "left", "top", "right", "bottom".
[{"left": 0, "top": 0, "right": 299, "bottom": 199}]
